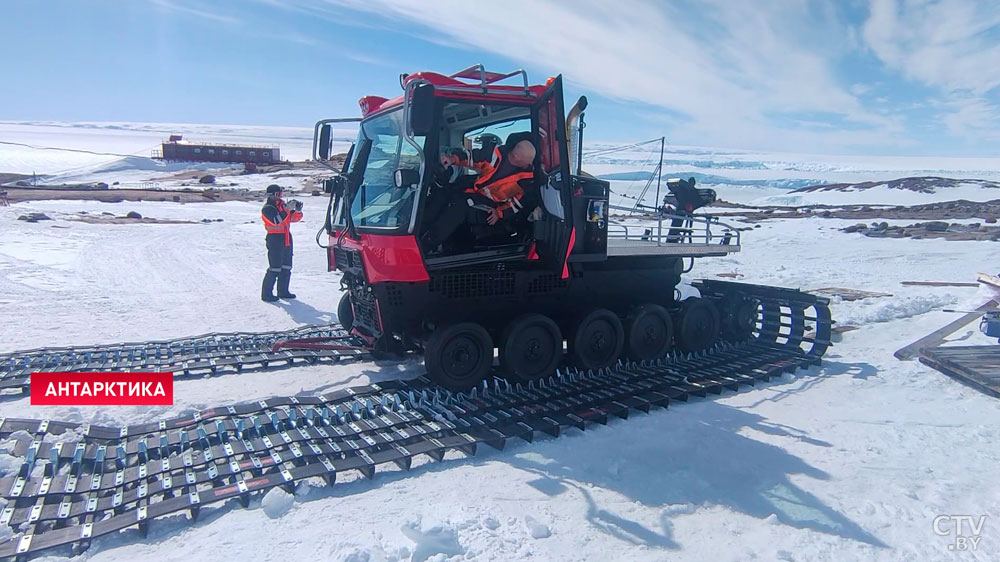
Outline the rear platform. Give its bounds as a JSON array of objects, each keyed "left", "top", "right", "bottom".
[
  {"left": 607, "top": 237, "right": 739, "bottom": 257},
  {"left": 605, "top": 211, "right": 741, "bottom": 258}
]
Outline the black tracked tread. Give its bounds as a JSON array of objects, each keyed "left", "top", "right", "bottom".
[
  {"left": 0, "top": 281, "right": 831, "bottom": 558},
  {"left": 0, "top": 325, "right": 366, "bottom": 396},
  {"left": 0, "top": 347, "right": 812, "bottom": 556}
]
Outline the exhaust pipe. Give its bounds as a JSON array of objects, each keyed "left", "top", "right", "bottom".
[{"left": 566, "top": 95, "right": 588, "bottom": 176}]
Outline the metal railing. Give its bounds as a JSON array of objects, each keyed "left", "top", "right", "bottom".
[
  {"left": 398, "top": 63, "right": 536, "bottom": 99},
  {"left": 607, "top": 210, "right": 740, "bottom": 248},
  {"left": 448, "top": 64, "right": 531, "bottom": 95}
]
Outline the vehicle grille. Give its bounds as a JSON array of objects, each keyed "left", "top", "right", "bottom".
[
  {"left": 526, "top": 274, "right": 570, "bottom": 295},
  {"left": 333, "top": 247, "right": 362, "bottom": 270},
  {"left": 429, "top": 272, "right": 516, "bottom": 299},
  {"left": 350, "top": 285, "right": 380, "bottom": 334}
]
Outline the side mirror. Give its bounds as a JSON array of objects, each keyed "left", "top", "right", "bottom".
[
  {"left": 318, "top": 125, "right": 332, "bottom": 160},
  {"left": 393, "top": 168, "right": 420, "bottom": 189},
  {"left": 324, "top": 175, "right": 345, "bottom": 195},
  {"left": 409, "top": 83, "right": 434, "bottom": 136}
]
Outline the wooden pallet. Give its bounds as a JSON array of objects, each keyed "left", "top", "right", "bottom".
[
  {"left": 894, "top": 299, "right": 998, "bottom": 360},
  {"left": 920, "top": 345, "right": 1000, "bottom": 398}
]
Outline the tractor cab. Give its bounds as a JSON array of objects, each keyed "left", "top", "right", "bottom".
[{"left": 315, "top": 65, "right": 581, "bottom": 277}]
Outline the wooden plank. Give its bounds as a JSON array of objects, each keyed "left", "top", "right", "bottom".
[
  {"left": 894, "top": 300, "right": 998, "bottom": 360},
  {"left": 920, "top": 345, "right": 1000, "bottom": 398},
  {"left": 810, "top": 287, "right": 893, "bottom": 301},
  {"left": 978, "top": 272, "right": 1000, "bottom": 297},
  {"left": 901, "top": 281, "right": 980, "bottom": 287}
]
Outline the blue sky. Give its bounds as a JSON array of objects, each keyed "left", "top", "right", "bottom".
[{"left": 2, "top": 0, "right": 998, "bottom": 156}]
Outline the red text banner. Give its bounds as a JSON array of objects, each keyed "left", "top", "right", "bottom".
[{"left": 30, "top": 373, "right": 174, "bottom": 406}]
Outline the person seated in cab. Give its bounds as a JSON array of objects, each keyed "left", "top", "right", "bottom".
[
  {"left": 470, "top": 133, "right": 503, "bottom": 168},
  {"left": 420, "top": 133, "right": 541, "bottom": 253},
  {"left": 434, "top": 146, "right": 473, "bottom": 187},
  {"left": 422, "top": 146, "right": 473, "bottom": 226}
]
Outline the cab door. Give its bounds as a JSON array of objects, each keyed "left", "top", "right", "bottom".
[{"left": 532, "top": 75, "right": 574, "bottom": 275}]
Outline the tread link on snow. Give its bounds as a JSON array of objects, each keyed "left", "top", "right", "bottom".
[
  {"left": 0, "top": 283, "right": 830, "bottom": 559},
  {"left": 0, "top": 325, "right": 364, "bottom": 396}
]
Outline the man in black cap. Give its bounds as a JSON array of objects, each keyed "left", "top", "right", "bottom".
[{"left": 261, "top": 184, "right": 303, "bottom": 302}]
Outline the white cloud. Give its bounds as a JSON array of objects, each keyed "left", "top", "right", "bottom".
[
  {"left": 942, "top": 96, "right": 1000, "bottom": 141},
  {"left": 248, "top": 0, "right": 1000, "bottom": 152},
  {"left": 149, "top": 0, "right": 242, "bottom": 26},
  {"left": 863, "top": 0, "right": 1000, "bottom": 95},
  {"left": 862, "top": 0, "right": 1000, "bottom": 146},
  {"left": 301, "top": 0, "right": 902, "bottom": 152}
]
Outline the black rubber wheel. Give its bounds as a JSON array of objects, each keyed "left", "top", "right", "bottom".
[
  {"left": 674, "top": 298, "right": 720, "bottom": 352},
  {"left": 568, "top": 309, "right": 624, "bottom": 370},
  {"left": 499, "top": 314, "right": 562, "bottom": 382},
  {"left": 625, "top": 304, "right": 673, "bottom": 361},
  {"left": 337, "top": 293, "right": 354, "bottom": 332},
  {"left": 424, "top": 322, "right": 494, "bottom": 391},
  {"left": 721, "top": 297, "right": 758, "bottom": 342}
]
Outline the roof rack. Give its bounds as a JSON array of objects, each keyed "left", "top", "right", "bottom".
[{"left": 442, "top": 64, "right": 533, "bottom": 97}]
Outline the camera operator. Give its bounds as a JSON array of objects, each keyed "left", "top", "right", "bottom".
[{"left": 260, "top": 184, "right": 303, "bottom": 302}]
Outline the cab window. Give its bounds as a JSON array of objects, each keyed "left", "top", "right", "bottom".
[{"left": 350, "top": 109, "right": 424, "bottom": 229}]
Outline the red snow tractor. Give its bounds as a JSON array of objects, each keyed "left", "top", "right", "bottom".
[{"left": 312, "top": 65, "right": 748, "bottom": 389}]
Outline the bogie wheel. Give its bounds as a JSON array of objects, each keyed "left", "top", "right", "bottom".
[
  {"left": 674, "top": 298, "right": 720, "bottom": 352},
  {"left": 721, "top": 297, "right": 759, "bottom": 342},
  {"left": 568, "top": 309, "right": 624, "bottom": 370},
  {"left": 625, "top": 304, "right": 673, "bottom": 361},
  {"left": 424, "top": 322, "right": 494, "bottom": 391},
  {"left": 337, "top": 293, "right": 354, "bottom": 332},
  {"left": 500, "top": 314, "right": 563, "bottom": 382}
]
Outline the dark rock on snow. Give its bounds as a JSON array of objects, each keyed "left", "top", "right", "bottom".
[{"left": 17, "top": 212, "right": 53, "bottom": 222}]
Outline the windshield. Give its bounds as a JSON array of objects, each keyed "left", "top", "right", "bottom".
[{"left": 350, "top": 109, "right": 424, "bottom": 229}]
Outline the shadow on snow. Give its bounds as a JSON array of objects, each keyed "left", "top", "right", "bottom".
[{"left": 72, "top": 363, "right": 889, "bottom": 557}]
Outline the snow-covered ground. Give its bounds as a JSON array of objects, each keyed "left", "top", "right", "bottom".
[
  {"left": 586, "top": 143, "right": 1000, "bottom": 207},
  {"left": 1, "top": 124, "right": 999, "bottom": 561},
  {"left": 0, "top": 121, "right": 355, "bottom": 189},
  {"left": 6, "top": 120, "right": 1000, "bottom": 205},
  {"left": 0, "top": 121, "right": 347, "bottom": 172}
]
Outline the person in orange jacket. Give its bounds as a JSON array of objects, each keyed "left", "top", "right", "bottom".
[
  {"left": 421, "top": 137, "right": 540, "bottom": 252},
  {"left": 261, "top": 184, "right": 303, "bottom": 302}
]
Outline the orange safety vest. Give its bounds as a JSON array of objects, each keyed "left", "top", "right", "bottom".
[
  {"left": 467, "top": 155, "right": 532, "bottom": 217},
  {"left": 262, "top": 200, "right": 302, "bottom": 246}
]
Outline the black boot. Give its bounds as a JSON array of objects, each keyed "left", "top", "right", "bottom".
[
  {"left": 261, "top": 269, "right": 279, "bottom": 302},
  {"left": 277, "top": 269, "right": 296, "bottom": 299}
]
